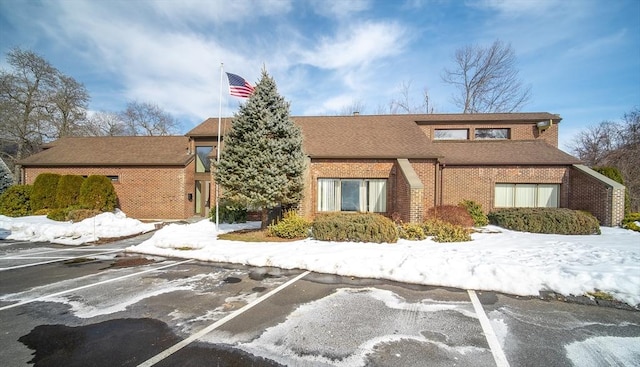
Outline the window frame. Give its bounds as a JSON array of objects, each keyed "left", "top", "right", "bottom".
[
  {"left": 195, "top": 146, "right": 213, "bottom": 173},
  {"left": 495, "top": 183, "right": 560, "bottom": 208},
  {"left": 317, "top": 178, "right": 387, "bottom": 213},
  {"left": 474, "top": 128, "right": 510, "bottom": 140},
  {"left": 434, "top": 129, "right": 469, "bottom": 140}
]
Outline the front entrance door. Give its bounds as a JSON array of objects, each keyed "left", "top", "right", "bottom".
[{"left": 195, "top": 180, "right": 211, "bottom": 217}]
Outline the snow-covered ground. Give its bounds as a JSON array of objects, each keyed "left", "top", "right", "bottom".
[{"left": 1, "top": 213, "right": 639, "bottom": 307}]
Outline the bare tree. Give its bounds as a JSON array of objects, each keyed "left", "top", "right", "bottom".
[
  {"left": 441, "top": 40, "right": 531, "bottom": 113},
  {"left": 120, "top": 101, "right": 180, "bottom": 136},
  {"left": 46, "top": 74, "right": 90, "bottom": 139},
  {"left": 571, "top": 107, "right": 640, "bottom": 211},
  {"left": 84, "top": 111, "right": 129, "bottom": 136},
  {"left": 0, "top": 48, "right": 59, "bottom": 179},
  {"left": 388, "top": 81, "right": 434, "bottom": 114}
]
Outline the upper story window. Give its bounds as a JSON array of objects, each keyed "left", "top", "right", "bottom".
[
  {"left": 475, "top": 128, "right": 510, "bottom": 140},
  {"left": 434, "top": 129, "right": 469, "bottom": 140},
  {"left": 196, "top": 146, "right": 213, "bottom": 173}
]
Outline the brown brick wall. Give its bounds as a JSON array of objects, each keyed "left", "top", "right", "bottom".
[
  {"left": 439, "top": 166, "right": 570, "bottom": 213},
  {"left": 408, "top": 160, "right": 437, "bottom": 221},
  {"left": 23, "top": 165, "right": 194, "bottom": 220},
  {"left": 568, "top": 167, "right": 625, "bottom": 226},
  {"left": 419, "top": 123, "right": 559, "bottom": 147}
]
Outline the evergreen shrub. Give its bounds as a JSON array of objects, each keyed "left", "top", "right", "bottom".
[
  {"left": 622, "top": 213, "right": 640, "bottom": 232},
  {"left": 79, "top": 175, "right": 117, "bottom": 211},
  {"left": 425, "top": 205, "right": 474, "bottom": 227},
  {"left": 47, "top": 208, "right": 69, "bottom": 221},
  {"left": 459, "top": 199, "right": 489, "bottom": 227},
  {"left": 67, "top": 209, "right": 101, "bottom": 222},
  {"left": 56, "top": 175, "right": 85, "bottom": 208},
  {"left": 398, "top": 222, "right": 426, "bottom": 240},
  {"left": 422, "top": 218, "right": 472, "bottom": 243},
  {"left": 31, "top": 173, "right": 61, "bottom": 211},
  {"left": 488, "top": 208, "right": 600, "bottom": 235},
  {"left": 210, "top": 199, "right": 247, "bottom": 224},
  {"left": 0, "top": 185, "right": 32, "bottom": 217},
  {"left": 312, "top": 213, "right": 398, "bottom": 243},
  {"left": 267, "top": 210, "right": 311, "bottom": 239}
]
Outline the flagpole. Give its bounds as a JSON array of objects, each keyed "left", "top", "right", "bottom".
[{"left": 215, "top": 63, "right": 223, "bottom": 231}]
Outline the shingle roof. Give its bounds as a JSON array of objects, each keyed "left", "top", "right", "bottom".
[
  {"left": 293, "top": 115, "right": 440, "bottom": 159},
  {"left": 434, "top": 140, "right": 580, "bottom": 165},
  {"left": 413, "top": 112, "right": 562, "bottom": 124},
  {"left": 186, "top": 117, "right": 233, "bottom": 137},
  {"left": 19, "top": 136, "right": 193, "bottom": 166}
]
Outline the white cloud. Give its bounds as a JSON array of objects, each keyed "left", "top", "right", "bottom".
[
  {"left": 310, "top": 0, "right": 371, "bottom": 18},
  {"left": 300, "top": 21, "right": 408, "bottom": 70}
]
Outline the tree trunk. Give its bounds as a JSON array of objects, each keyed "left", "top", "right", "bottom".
[{"left": 260, "top": 207, "right": 269, "bottom": 229}]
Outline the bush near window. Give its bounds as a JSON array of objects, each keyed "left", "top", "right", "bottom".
[
  {"left": 425, "top": 205, "right": 475, "bottom": 227},
  {"left": 423, "top": 218, "right": 472, "bottom": 243},
  {"left": 0, "top": 185, "right": 32, "bottom": 217},
  {"left": 55, "top": 175, "right": 85, "bottom": 209},
  {"left": 210, "top": 199, "right": 247, "bottom": 224},
  {"left": 488, "top": 208, "right": 600, "bottom": 235},
  {"left": 79, "top": 175, "right": 117, "bottom": 212},
  {"left": 312, "top": 213, "right": 398, "bottom": 243},
  {"left": 268, "top": 210, "right": 311, "bottom": 239},
  {"left": 31, "top": 173, "right": 61, "bottom": 211},
  {"left": 622, "top": 213, "right": 640, "bottom": 232},
  {"left": 67, "top": 209, "right": 102, "bottom": 222},
  {"left": 459, "top": 200, "right": 489, "bottom": 227}
]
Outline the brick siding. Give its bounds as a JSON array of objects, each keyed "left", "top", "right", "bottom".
[
  {"left": 569, "top": 166, "right": 625, "bottom": 226},
  {"left": 23, "top": 165, "right": 194, "bottom": 220},
  {"left": 419, "top": 123, "right": 558, "bottom": 146}
]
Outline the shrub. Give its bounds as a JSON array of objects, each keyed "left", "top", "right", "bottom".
[
  {"left": 488, "top": 208, "right": 600, "bottom": 235},
  {"left": 67, "top": 209, "right": 101, "bottom": 222},
  {"left": 398, "top": 222, "right": 426, "bottom": 240},
  {"left": 31, "top": 173, "right": 61, "bottom": 211},
  {"left": 79, "top": 175, "right": 117, "bottom": 211},
  {"left": 210, "top": 199, "right": 247, "bottom": 224},
  {"left": 312, "top": 213, "right": 398, "bottom": 243},
  {"left": 47, "top": 208, "right": 69, "bottom": 221},
  {"left": 459, "top": 199, "right": 489, "bottom": 227},
  {"left": 422, "top": 218, "right": 472, "bottom": 243},
  {"left": 267, "top": 210, "right": 311, "bottom": 239},
  {"left": 55, "top": 175, "right": 85, "bottom": 208},
  {"left": 622, "top": 212, "right": 640, "bottom": 232},
  {"left": 425, "top": 205, "right": 474, "bottom": 227},
  {"left": 0, "top": 185, "right": 32, "bottom": 217}
]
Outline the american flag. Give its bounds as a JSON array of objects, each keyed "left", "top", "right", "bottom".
[{"left": 226, "top": 72, "right": 254, "bottom": 98}]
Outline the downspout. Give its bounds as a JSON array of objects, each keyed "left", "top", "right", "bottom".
[{"left": 439, "top": 161, "right": 445, "bottom": 206}]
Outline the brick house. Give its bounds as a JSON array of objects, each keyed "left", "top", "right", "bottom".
[{"left": 18, "top": 113, "right": 625, "bottom": 225}]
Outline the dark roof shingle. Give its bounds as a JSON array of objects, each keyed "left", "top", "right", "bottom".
[
  {"left": 19, "top": 136, "right": 193, "bottom": 166},
  {"left": 434, "top": 140, "right": 580, "bottom": 165}
]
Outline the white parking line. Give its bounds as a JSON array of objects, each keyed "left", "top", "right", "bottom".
[
  {"left": 468, "top": 290, "right": 510, "bottom": 367},
  {"left": 137, "top": 270, "right": 312, "bottom": 367},
  {"left": 0, "top": 259, "right": 194, "bottom": 312},
  {"left": 0, "top": 249, "right": 123, "bottom": 271}
]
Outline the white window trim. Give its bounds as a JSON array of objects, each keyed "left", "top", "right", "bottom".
[
  {"left": 317, "top": 178, "right": 387, "bottom": 213},
  {"left": 495, "top": 183, "right": 560, "bottom": 208}
]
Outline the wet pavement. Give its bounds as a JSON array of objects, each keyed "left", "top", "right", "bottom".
[{"left": 1, "top": 236, "right": 639, "bottom": 366}]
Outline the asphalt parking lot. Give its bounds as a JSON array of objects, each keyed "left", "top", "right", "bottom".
[{"left": 1, "top": 234, "right": 639, "bottom": 367}]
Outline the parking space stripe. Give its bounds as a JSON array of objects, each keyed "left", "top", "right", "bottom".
[
  {"left": 0, "top": 249, "right": 123, "bottom": 271},
  {"left": 137, "top": 270, "right": 312, "bottom": 367},
  {"left": 0, "top": 259, "right": 194, "bottom": 312},
  {"left": 468, "top": 290, "right": 510, "bottom": 367}
]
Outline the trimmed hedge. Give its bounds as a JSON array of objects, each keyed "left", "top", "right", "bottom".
[
  {"left": 488, "top": 208, "right": 601, "bottom": 235},
  {"left": 459, "top": 199, "right": 489, "bottom": 227},
  {"left": 79, "top": 175, "right": 117, "bottom": 211},
  {"left": 398, "top": 222, "right": 426, "bottom": 240},
  {"left": 312, "top": 213, "right": 398, "bottom": 243},
  {"left": 425, "top": 205, "right": 474, "bottom": 227},
  {"left": 622, "top": 213, "right": 640, "bottom": 232},
  {"left": 0, "top": 185, "right": 32, "bottom": 217},
  {"left": 31, "top": 173, "right": 61, "bottom": 211},
  {"left": 55, "top": 175, "right": 85, "bottom": 209},
  {"left": 268, "top": 210, "right": 311, "bottom": 239},
  {"left": 423, "top": 218, "right": 472, "bottom": 242}
]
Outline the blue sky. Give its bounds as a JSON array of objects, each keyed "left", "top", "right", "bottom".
[{"left": 1, "top": 0, "right": 638, "bottom": 151}]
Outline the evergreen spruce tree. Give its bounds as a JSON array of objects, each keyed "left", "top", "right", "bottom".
[
  {"left": 216, "top": 69, "right": 306, "bottom": 228},
  {"left": 0, "top": 159, "right": 13, "bottom": 195}
]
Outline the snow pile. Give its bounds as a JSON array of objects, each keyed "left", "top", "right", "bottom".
[
  {"left": 127, "top": 220, "right": 640, "bottom": 307},
  {"left": 0, "top": 210, "right": 156, "bottom": 245}
]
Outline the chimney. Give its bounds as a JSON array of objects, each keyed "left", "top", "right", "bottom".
[{"left": 353, "top": 111, "right": 359, "bottom": 116}]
